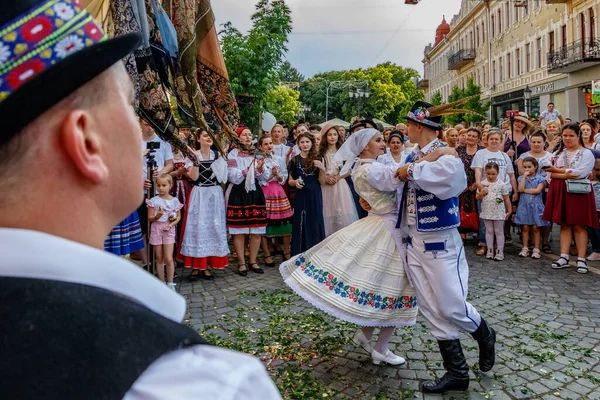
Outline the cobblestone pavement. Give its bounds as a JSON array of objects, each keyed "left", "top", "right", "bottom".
[{"left": 177, "top": 239, "right": 600, "bottom": 400}]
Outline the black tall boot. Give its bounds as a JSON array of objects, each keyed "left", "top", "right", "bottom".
[
  {"left": 421, "top": 339, "right": 470, "bottom": 393},
  {"left": 470, "top": 318, "right": 496, "bottom": 373}
]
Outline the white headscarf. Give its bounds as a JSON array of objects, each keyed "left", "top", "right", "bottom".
[{"left": 334, "top": 128, "right": 380, "bottom": 176}]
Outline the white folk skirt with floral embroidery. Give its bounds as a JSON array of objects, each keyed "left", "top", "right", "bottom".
[{"left": 280, "top": 215, "right": 418, "bottom": 327}]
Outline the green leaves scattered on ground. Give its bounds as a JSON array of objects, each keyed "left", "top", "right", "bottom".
[{"left": 201, "top": 288, "right": 355, "bottom": 399}]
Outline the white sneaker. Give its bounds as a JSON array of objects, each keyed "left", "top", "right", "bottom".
[
  {"left": 371, "top": 349, "right": 406, "bottom": 366},
  {"left": 167, "top": 282, "right": 177, "bottom": 291},
  {"left": 586, "top": 252, "right": 600, "bottom": 261},
  {"left": 518, "top": 247, "right": 529, "bottom": 257},
  {"left": 494, "top": 250, "right": 504, "bottom": 261},
  {"left": 352, "top": 329, "right": 373, "bottom": 354},
  {"left": 486, "top": 249, "right": 494, "bottom": 259}
]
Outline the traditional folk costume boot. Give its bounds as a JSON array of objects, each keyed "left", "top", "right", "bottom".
[
  {"left": 421, "top": 339, "right": 470, "bottom": 393},
  {"left": 470, "top": 318, "right": 496, "bottom": 374}
]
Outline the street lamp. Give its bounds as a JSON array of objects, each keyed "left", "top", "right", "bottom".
[
  {"left": 523, "top": 85, "right": 532, "bottom": 115},
  {"left": 349, "top": 88, "right": 371, "bottom": 117},
  {"left": 325, "top": 80, "right": 369, "bottom": 120},
  {"left": 299, "top": 104, "right": 311, "bottom": 120}
]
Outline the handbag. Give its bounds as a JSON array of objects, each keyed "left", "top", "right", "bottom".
[
  {"left": 459, "top": 192, "right": 479, "bottom": 231},
  {"left": 566, "top": 179, "right": 591, "bottom": 194}
]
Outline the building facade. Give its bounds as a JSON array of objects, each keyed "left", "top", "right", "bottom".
[{"left": 422, "top": 0, "right": 600, "bottom": 124}]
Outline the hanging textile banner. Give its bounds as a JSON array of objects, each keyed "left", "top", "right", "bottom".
[{"left": 166, "top": 0, "right": 248, "bottom": 153}]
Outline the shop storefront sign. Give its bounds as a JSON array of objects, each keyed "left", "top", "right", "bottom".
[
  {"left": 592, "top": 80, "right": 600, "bottom": 95},
  {"left": 532, "top": 83, "right": 554, "bottom": 95}
]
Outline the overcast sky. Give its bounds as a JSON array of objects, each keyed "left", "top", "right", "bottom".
[{"left": 213, "top": 0, "right": 463, "bottom": 78}]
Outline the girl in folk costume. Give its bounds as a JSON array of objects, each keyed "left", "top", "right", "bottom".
[
  {"left": 226, "top": 127, "right": 269, "bottom": 276},
  {"left": 256, "top": 136, "right": 294, "bottom": 265},
  {"left": 316, "top": 124, "right": 359, "bottom": 237},
  {"left": 146, "top": 174, "right": 183, "bottom": 291},
  {"left": 288, "top": 133, "right": 326, "bottom": 256},
  {"left": 281, "top": 128, "right": 419, "bottom": 366},
  {"left": 270, "top": 124, "right": 290, "bottom": 159},
  {"left": 177, "top": 130, "right": 229, "bottom": 281}
]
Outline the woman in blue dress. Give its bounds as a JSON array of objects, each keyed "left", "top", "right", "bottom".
[{"left": 288, "top": 133, "right": 326, "bottom": 256}]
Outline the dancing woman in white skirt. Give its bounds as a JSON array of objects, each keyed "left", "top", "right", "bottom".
[{"left": 282, "top": 128, "right": 421, "bottom": 365}]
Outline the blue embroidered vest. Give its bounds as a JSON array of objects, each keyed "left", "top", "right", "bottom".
[
  {"left": 414, "top": 189, "right": 460, "bottom": 232},
  {"left": 398, "top": 141, "right": 460, "bottom": 232}
]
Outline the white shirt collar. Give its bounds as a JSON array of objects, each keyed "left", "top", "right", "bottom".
[
  {"left": 413, "top": 138, "right": 441, "bottom": 155},
  {"left": 0, "top": 228, "right": 186, "bottom": 322}
]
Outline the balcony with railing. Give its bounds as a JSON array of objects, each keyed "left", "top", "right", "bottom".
[
  {"left": 547, "top": 39, "right": 600, "bottom": 73},
  {"left": 447, "top": 49, "right": 476, "bottom": 70},
  {"left": 545, "top": 0, "right": 567, "bottom": 4},
  {"left": 419, "top": 79, "right": 429, "bottom": 89}
]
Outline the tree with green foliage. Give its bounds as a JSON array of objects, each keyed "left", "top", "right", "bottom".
[
  {"left": 431, "top": 91, "right": 443, "bottom": 106},
  {"left": 278, "top": 61, "right": 304, "bottom": 83},
  {"left": 220, "top": 0, "right": 292, "bottom": 130},
  {"left": 265, "top": 85, "right": 301, "bottom": 128},
  {"left": 444, "top": 78, "right": 490, "bottom": 126},
  {"left": 299, "top": 63, "right": 423, "bottom": 124}
]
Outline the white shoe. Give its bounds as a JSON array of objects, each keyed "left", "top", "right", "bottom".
[
  {"left": 586, "top": 252, "right": 600, "bottom": 261},
  {"left": 352, "top": 330, "right": 373, "bottom": 354},
  {"left": 371, "top": 349, "right": 406, "bottom": 366},
  {"left": 494, "top": 250, "right": 504, "bottom": 261},
  {"left": 167, "top": 282, "right": 177, "bottom": 291}
]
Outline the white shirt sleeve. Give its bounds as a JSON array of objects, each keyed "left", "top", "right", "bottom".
[
  {"left": 162, "top": 140, "right": 174, "bottom": 162},
  {"left": 470, "top": 150, "right": 484, "bottom": 170},
  {"left": 411, "top": 155, "right": 467, "bottom": 200},
  {"left": 227, "top": 156, "right": 245, "bottom": 185},
  {"left": 567, "top": 149, "right": 595, "bottom": 179},
  {"left": 277, "top": 156, "right": 289, "bottom": 184},
  {"left": 365, "top": 162, "right": 403, "bottom": 192},
  {"left": 125, "top": 346, "right": 282, "bottom": 400}
]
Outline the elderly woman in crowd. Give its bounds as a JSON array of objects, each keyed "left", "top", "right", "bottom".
[
  {"left": 546, "top": 120, "right": 562, "bottom": 153},
  {"left": 543, "top": 123, "right": 598, "bottom": 275}
]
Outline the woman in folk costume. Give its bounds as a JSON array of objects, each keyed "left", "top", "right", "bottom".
[
  {"left": 281, "top": 128, "right": 422, "bottom": 366},
  {"left": 256, "top": 136, "right": 294, "bottom": 265},
  {"left": 177, "top": 130, "right": 229, "bottom": 281},
  {"left": 226, "top": 127, "right": 269, "bottom": 276},
  {"left": 317, "top": 124, "right": 359, "bottom": 237}
]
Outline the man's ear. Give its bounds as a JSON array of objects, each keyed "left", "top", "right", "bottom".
[{"left": 59, "top": 110, "right": 109, "bottom": 184}]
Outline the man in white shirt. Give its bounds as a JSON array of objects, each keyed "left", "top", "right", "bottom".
[
  {"left": 0, "top": 1, "right": 281, "bottom": 398},
  {"left": 539, "top": 102, "right": 565, "bottom": 127}
]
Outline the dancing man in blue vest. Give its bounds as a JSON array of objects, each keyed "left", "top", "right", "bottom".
[{"left": 393, "top": 102, "right": 497, "bottom": 393}]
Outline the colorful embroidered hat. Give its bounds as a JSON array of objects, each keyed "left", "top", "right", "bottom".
[
  {"left": 403, "top": 101, "right": 443, "bottom": 131},
  {"left": 0, "top": 0, "right": 141, "bottom": 142}
]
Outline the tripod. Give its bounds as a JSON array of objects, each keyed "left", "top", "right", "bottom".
[{"left": 145, "top": 151, "right": 157, "bottom": 276}]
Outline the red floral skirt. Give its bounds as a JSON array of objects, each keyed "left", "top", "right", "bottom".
[{"left": 542, "top": 179, "right": 599, "bottom": 227}]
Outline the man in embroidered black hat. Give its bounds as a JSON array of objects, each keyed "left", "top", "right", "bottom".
[
  {"left": 373, "top": 101, "right": 497, "bottom": 393},
  {"left": 0, "top": 1, "right": 281, "bottom": 399}
]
